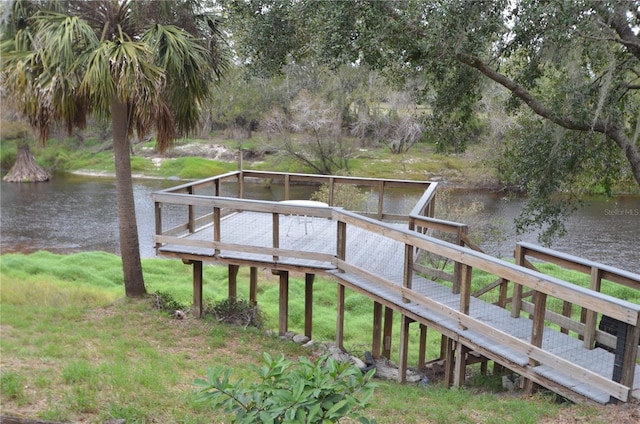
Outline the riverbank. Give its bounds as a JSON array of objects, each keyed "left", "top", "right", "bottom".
[{"left": 22, "top": 132, "right": 502, "bottom": 189}]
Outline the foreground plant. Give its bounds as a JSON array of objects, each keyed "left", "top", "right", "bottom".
[{"left": 195, "top": 353, "right": 377, "bottom": 423}]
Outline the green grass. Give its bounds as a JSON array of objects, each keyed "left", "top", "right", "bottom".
[{"left": 0, "top": 251, "right": 627, "bottom": 423}]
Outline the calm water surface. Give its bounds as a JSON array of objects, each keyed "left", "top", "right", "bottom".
[{"left": 1, "top": 173, "right": 638, "bottom": 273}]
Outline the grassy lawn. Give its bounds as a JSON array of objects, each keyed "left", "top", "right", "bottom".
[{"left": 1, "top": 251, "right": 630, "bottom": 423}]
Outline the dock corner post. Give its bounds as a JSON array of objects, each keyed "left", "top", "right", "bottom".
[
  {"left": 187, "top": 260, "right": 203, "bottom": 318},
  {"left": 372, "top": 301, "right": 383, "bottom": 359},
  {"left": 612, "top": 320, "right": 640, "bottom": 402},
  {"left": 304, "top": 273, "right": 314, "bottom": 339},
  {"left": 336, "top": 283, "right": 345, "bottom": 350},
  {"left": 278, "top": 271, "right": 289, "bottom": 336},
  {"left": 228, "top": 264, "right": 239, "bottom": 302}
]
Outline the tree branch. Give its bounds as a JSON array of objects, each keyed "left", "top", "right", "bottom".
[
  {"left": 456, "top": 52, "right": 640, "bottom": 186},
  {"left": 594, "top": 1, "right": 640, "bottom": 61}
]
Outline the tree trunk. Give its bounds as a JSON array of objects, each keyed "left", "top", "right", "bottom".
[
  {"left": 2, "top": 143, "right": 50, "bottom": 183},
  {"left": 112, "top": 97, "right": 147, "bottom": 297}
]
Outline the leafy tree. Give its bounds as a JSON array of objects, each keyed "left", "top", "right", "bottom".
[
  {"left": 195, "top": 352, "right": 377, "bottom": 424},
  {"left": 1, "top": 0, "right": 228, "bottom": 296},
  {"left": 222, "top": 0, "right": 640, "bottom": 242}
]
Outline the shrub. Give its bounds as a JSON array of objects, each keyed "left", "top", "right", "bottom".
[
  {"left": 206, "top": 298, "right": 265, "bottom": 329},
  {"left": 195, "top": 353, "right": 377, "bottom": 424}
]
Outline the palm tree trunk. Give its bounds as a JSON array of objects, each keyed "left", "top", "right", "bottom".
[{"left": 112, "top": 97, "right": 147, "bottom": 297}]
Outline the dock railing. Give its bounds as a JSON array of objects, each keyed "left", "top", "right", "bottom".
[{"left": 152, "top": 173, "right": 640, "bottom": 403}]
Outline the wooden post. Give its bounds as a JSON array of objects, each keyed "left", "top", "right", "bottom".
[
  {"left": 443, "top": 337, "right": 455, "bottom": 388},
  {"left": 249, "top": 267, "right": 258, "bottom": 305},
  {"left": 512, "top": 244, "right": 525, "bottom": 318},
  {"left": 154, "top": 201, "right": 162, "bottom": 255},
  {"left": 452, "top": 226, "right": 467, "bottom": 294},
  {"left": 273, "top": 213, "right": 280, "bottom": 262},
  {"left": 382, "top": 307, "right": 394, "bottom": 359},
  {"left": 403, "top": 242, "right": 413, "bottom": 303},
  {"left": 284, "top": 174, "right": 290, "bottom": 200},
  {"left": 238, "top": 170, "right": 244, "bottom": 198},
  {"left": 372, "top": 301, "right": 382, "bottom": 359},
  {"left": 337, "top": 221, "right": 347, "bottom": 263},
  {"left": 583, "top": 266, "right": 603, "bottom": 348},
  {"left": 377, "top": 180, "right": 384, "bottom": 220},
  {"left": 611, "top": 320, "right": 640, "bottom": 403},
  {"left": 191, "top": 260, "right": 203, "bottom": 318},
  {"left": 418, "top": 324, "right": 428, "bottom": 370},
  {"left": 453, "top": 342, "right": 469, "bottom": 387},
  {"left": 459, "top": 264, "right": 472, "bottom": 330},
  {"left": 278, "top": 271, "right": 289, "bottom": 336},
  {"left": 398, "top": 315, "right": 411, "bottom": 383},
  {"left": 228, "top": 264, "right": 239, "bottom": 301},
  {"left": 328, "top": 177, "right": 335, "bottom": 206},
  {"left": 497, "top": 278, "right": 509, "bottom": 308},
  {"left": 305, "top": 273, "right": 314, "bottom": 339},
  {"left": 187, "top": 186, "right": 195, "bottom": 233},
  {"left": 213, "top": 207, "right": 221, "bottom": 256},
  {"left": 561, "top": 301, "right": 572, "bottom": 335},
  {"left": 336, "top": 284, "right": 345, "bottom": 350},
  {"left": 524, "top": 290, "right": 547, "bottom": 394}
]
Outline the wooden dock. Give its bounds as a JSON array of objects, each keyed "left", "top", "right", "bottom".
[{"left": 152, "top": 171, "right": 640, "bottom": 405}]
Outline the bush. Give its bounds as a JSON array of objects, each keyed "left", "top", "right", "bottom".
[
  {"left": 206, "top": 298, "right": 265, "bottom": 329},
  {"left": 195, "top": 353, "right": 377, "bottom": 424}
]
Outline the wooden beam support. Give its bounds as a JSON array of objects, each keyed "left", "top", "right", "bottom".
[
  {"left": 305, "top": 273, "right": 315, "bottom": 339},
  {"left": 418, "top": 324, "right": 428, "bottom": 370},
  {"left": 383, "top": 307, "right": 394, "bottom": 359},
  {"left": 443, "top": 337, "right": 454, "bottom": 388},
  {"left": 192, "top": 260, "right": 203, "bottom": 318},
  {"left": 398, "top": 315, "right": 411, "bottom": 383},
  {"left": 336, "top": 283, "right": 345, "bottom": 350},
  {"left": 249, "top": 266, "right": 258, "bottom": 305},
  {"left": 278, "top": 271, "right": 289, "bottom": 336},
  {"left": 228, "top": 264, "right": 239, "bottom": 301},
  {"left": 372, "top": 301, "right": 383, "bottom": 359},
  {"left": 453, "top": 342, "right": 469, "bottom": 387}
]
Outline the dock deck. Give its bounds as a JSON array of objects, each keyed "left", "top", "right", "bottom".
[{"left": 152, "top": 171, "right": 640, "bottom": 405}]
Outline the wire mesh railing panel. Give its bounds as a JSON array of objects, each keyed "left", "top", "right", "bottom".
[{"left": 342, "top": 224, "right": 406, "bottom": 286}]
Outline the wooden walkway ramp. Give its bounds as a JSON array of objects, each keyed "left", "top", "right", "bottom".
[{"left": 152, "top": 171, "right": 640, "bottom": 405}]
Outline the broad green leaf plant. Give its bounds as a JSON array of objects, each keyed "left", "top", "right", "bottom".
[{"left": 195, "top": 353, "right": 377, "bottom": 424}]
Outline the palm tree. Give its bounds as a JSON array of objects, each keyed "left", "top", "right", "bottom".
[{"left": 1, "top": 0, "right": 228, "bottom": 297}]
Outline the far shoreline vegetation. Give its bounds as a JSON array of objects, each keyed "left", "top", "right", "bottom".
[{"left": 3, "top": 118, "right": 639, "bottom": 197}]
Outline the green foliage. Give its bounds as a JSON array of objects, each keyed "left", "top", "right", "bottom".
[
  {"left": 311, "top": 182, "right": 368, "bottom": 211},
  {"left": 152, "top": 290, "right": 187, "bottom": 313},
  {"left": 194, "top": 353, "right": 377, "bottom": 424},
  {"left": 158, "top": 157, "right": 236, "bottom": 179}
]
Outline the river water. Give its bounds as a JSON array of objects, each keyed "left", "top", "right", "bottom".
[{"left": 1, "top": 172, "right": 638, "bottom": 273}]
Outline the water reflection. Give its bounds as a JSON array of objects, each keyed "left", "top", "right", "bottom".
[{"left": 1, "top": 173, "right": 638, "bottom": 273}]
